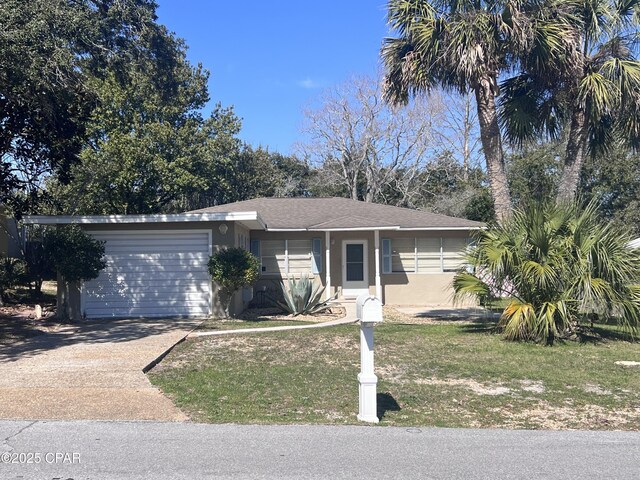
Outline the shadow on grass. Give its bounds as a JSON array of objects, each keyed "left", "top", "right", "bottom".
[
  {"left": 458, "top": 318, "right": 500, "bottom": 335},
  {"left": 575, "top": 325, "right": 637, "bottom": 344},
  {"left": 412, "top": 308, "right": 501, "bottom": 323},
  {"left": 377, "top": 392, "right": 401, "bottom": 421}
]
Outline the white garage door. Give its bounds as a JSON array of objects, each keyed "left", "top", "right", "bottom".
[{"left": 81, "top": 230, "right": 212, "bottom": 318}]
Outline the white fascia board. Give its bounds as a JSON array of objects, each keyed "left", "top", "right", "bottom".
[
  {"left": 307, "top": 226, "right": 401, "bottom": 232},
  {"left": 396, "top": 226, "right": 485, "bottom": 231},
  {"left": 264, "top": 228, "right": 308, "bottom": 232},
  {"left": 23, "top": 211, "right": 265, "bottom": 227}
]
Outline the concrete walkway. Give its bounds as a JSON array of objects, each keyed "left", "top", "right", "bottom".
[
  {"left": 0, "top": 318, "right": 201, "bottom": 421},
  {"left": 192, "top": 302, "right": 358, "bottom": 337}
]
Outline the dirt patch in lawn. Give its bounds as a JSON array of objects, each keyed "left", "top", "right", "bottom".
[
  {"left": 197, "top": 306, "right": 347, "bottom": 332},
  {"left": 500, "top": 402, "right": 640, "bottom": 430},
  {"left": 238, "top": 306, "right": 346, "bottom": 323},
  {"left": 415, "top": 377, "right": 512, "bottom": 396}
]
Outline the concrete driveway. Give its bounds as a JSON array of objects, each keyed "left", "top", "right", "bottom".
[{"left": 0, "top": 318, "right": 201, "bottom": 421}]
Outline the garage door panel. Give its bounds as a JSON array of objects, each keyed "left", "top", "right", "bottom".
[
  {"left": 105, "top": 245, "right": 210, "bottom": 254},
  {"left": 87, "top": 278, "right": 211, "bottom": 287},
  {"left": 84, "top": 299, "right": 211, "bottom": 308},
  {"left": 97, "top": 232, "right": 207, "bottom": 241},
  {"left": 85, "top": 306, "right": 211, "bottom": 317},
  {"left": 83, "top": 291, "right": 210, "bottom": 302},
  {"left": 82, "top": 230, "right": 212, "bottom": 318},
  {"left": 104, "top": 252, "right": 209, "bottom": 260},
  {"left": 99, "top": 265, "right": 210, "bottom": 275}
]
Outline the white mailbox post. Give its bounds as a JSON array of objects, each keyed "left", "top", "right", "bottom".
[{"left": 356, "top": 294, "right": 383, "bottom": 423}]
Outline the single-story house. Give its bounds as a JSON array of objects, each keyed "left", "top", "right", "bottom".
[{"left": 24, "top": 197, "right": 483, "bottom": 320}]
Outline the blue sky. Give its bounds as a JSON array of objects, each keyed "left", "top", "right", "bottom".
[{"left": 156, "top": 1, "right": 389, "bottom": 154}]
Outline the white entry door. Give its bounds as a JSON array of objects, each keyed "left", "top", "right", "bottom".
[{"left": 342, "top": 240, "right": 369, "bottom": 298}]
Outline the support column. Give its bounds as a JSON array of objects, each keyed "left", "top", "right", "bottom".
[
  {"left": 325, "top": 230, "right": 331, "bottom": 300},
  {"left": 374, "top": 230, "right": 382, "bottom": 301}
]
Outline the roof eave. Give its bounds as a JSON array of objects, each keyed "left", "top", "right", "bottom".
[
  {"left": 396, "top": 226, "right": 485, "bottom": 231},
  {"left": 22, "top": 211, "right": 267, "bottom": 230}
]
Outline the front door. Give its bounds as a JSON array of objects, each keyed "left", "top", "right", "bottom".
[{"left": 342, "top": 240, "right": 369, "bottom": 298}]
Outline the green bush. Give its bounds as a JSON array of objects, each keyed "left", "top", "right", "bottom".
[
  {"left": 278, "top": 274, "right": 336, "bottom": 316},
  {"left": 0, "top": 256, "right": 27, "bottom": 303},
  {"left": 208, "top": 247, "right": 260, "bottom": 316},
  {"left": 453, "top": 200, "right": 640, "bottom": 344},
  {"left": 44, "top": 226, "right": 106, "bottom": 283}
]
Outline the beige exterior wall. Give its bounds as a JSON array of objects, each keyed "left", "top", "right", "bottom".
[
  {"left": 379, "top": 230, "right": 470, "bottom": 305},
  {"left": 249, "top": 229, "right": 475, "bottom": 306},
  {"left": 61, "top": 221, "right": 475, "bottom": 320}
]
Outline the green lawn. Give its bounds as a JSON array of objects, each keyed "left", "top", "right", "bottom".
[
  {"left": 149, "top": 315, "right": 640, "bottom": 430},
  {"left": 197, "top": 318, "right": 314, "bottom": 331}
]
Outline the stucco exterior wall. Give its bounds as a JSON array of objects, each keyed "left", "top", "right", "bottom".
[
  {"left": 248, "top": 229, "right": 474, "bottom": 306},
  {"left": 378, "top": 229, "right": 471, "bottom": 306},
  {"left": 62, "top": 220, "right": 476, "bottom": 320}
]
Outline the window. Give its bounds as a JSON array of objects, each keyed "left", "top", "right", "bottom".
[
  {"left": 381, "top": 236, "right": 468, "bottom": 274},
  {"left": 417, "top": 238, "right": 441, "bottom": 273},
  {"left": 252, "top": 239, "right": 315, "bottom": 276},
  {"left": 442, "top": 238, "right": 468, "bottom": 272},
  {"left": 312, "top": 238, "right": 323, "bottom": 274},
  {"left": 382, "top": 239, "right": 391, "bottom": 274},
  {"left": 250, "top": 240, "right": 260, "bottom": 258},
  {"left": 391, "top": 238, "right": 415, "bottom": 273},
  {"left": 260, "top": 240, "right": 287, "bottom": 274},
  {"left": 288, "top": 239, "right": 312, "bottom": 274}
]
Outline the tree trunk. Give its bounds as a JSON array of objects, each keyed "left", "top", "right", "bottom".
[
  {"left": 474, "top": 76, "right": 512, "bottom": 222},
  {"left": 558, "top": 106, "right": 588, "bottom": 202}
]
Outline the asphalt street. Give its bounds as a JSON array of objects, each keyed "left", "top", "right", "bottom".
[{"left": 1, "top": 420, "right": 639, "bottom": 479}]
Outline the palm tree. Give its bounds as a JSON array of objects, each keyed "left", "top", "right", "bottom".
[
  {"left": 453, "top": 200, "right": 640, "bottom": 344},
  {"left": 500, "top": 0, "right": 640, "bottom": 202},
  {"left": 381, "top": 0, "right": 575, "bottom": 221}
]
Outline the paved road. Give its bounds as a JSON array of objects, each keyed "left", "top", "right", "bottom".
[
  {"left": 1, "top": 420, "right": 639, "bottom": 479},
  {"left": 0, "top": 318, "right": 200, "bottom": 421}
]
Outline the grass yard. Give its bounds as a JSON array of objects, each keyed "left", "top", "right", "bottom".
[
  {"left": 196, "top": 306, "right": 346, "bottom": 331},
  {"left": 149, "top": 309, "right": 640, "bottom": 430},
  {"left": 197, "top": 318, "right": 314, "bottom": 331}
]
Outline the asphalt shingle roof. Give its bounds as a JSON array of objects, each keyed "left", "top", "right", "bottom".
[{"left": 189, "top": 197, "right": 483, "bottom": 231}]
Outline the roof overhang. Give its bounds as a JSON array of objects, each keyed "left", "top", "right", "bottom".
[
  {"left": 22, "top": 211, "right": 266, "bottom": 231},
  {"left": 268, "top": 225, "right": 484, "bottom": 232},
  {"left": 396, "top": 226, "right": 485, "bottom": 231},
  {"left": 307, "top": 226, "right": 401, "bottom": 232}
]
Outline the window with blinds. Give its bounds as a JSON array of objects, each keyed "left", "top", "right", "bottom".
[
  {"left": 382, "top": 237, "right": 468, "bottom": 274},
  {"left": 442, "top": 237, "right": 468, "bottom": 272},
  {"left": 253, "top": 238, "right": 321, "bottom": 276}
]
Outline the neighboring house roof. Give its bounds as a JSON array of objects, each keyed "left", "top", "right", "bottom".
[{"left": 189, "top": 197, "right": 483, "bottom": 231}]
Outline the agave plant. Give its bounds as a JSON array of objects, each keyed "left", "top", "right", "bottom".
[
  {"left": 453, "top": 200, "right": 640, "bottom": 344},
  {"left": 278, "top": 275, "right": 337, "bottom": 316}
]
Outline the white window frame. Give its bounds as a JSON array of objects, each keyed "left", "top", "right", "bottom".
[
  {"left": 252, "top": 239, "right": 316, "bottom": 277},
  {"left": 381, "top": 236, "right": 468, "bottom": 275}
]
